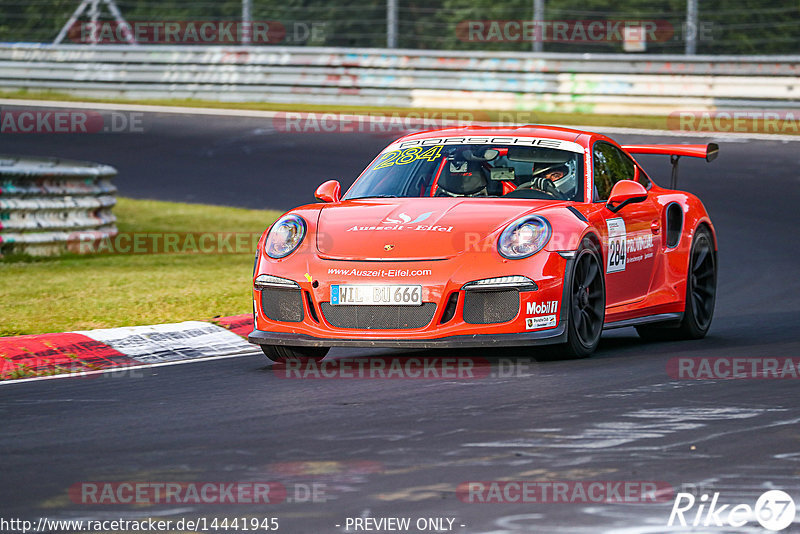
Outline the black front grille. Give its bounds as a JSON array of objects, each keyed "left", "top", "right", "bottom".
[
  {"left": 261, "top": 287, "right": 304, "bottom": 322},
  {"left": 320, "top": 303, "right": 437, "bottom": 330},
  {"left": 463, "top": 290, "right": 520, "bottom": 324}
]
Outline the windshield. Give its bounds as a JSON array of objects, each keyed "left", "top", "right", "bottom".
[{"left": 344, "top": 142, "right": 585, "bottom": 202}]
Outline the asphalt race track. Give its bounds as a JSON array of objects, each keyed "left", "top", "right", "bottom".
[
  {"left": 0, "top": 111, "right": 393, "bottom": 210},
  {"left": 2, "top": 107, "right": 800, "bottom": 533}
]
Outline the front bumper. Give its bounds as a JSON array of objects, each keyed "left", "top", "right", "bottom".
[
  {"left": 250, "top": 246, "right": 574, "bottom": 349},
  {"left": 248, "top": 323, "right": 567, "bottom": 349}
]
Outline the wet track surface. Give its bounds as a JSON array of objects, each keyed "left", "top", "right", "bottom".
[{"left": 2, "top": 109, "right": 800, "bottom": 532}]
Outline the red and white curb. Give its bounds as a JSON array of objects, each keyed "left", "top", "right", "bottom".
[{"left": 0, "top": 314, "right": 258, "bottom": 383}]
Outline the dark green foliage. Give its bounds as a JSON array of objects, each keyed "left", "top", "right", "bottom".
[{"left": 1, "top": 0, "right": 797, "bottom": 54}]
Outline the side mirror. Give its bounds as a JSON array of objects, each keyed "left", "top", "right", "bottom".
[
  {"left": 315, "top": 180, "right": 341, "bottom": 203},
  {"left": 606, "top": 180, "right": 647, "bottom": 213}
]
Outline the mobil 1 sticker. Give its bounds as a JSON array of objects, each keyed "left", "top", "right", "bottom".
[{"left": 606, "top": 217, "right": 626, "bottom": 273}]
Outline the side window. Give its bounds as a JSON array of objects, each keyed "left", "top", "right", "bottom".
[
  {"left": 593, "top": 142, "right": 635, "bottom": 201},
  {"left": 638, "top": 168, "right": 651, "bottom": 189}
]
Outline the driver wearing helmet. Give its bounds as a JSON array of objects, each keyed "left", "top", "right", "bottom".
[{"left": 525, "top": 163, "right": 569, "bottom": 198}]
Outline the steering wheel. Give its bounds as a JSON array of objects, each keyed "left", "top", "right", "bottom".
[{"left": 515, "top": 177, "right": 565, "bottom": 200}]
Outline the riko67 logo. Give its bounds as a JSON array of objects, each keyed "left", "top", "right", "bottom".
[{"left": 669, "top": 490, "right": 796, "bottom": 531}]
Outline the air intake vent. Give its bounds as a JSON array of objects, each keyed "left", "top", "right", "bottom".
[
  {"left": 261, "top": 287, "right": 304, "bottom": 322},
  {"left": 666, "top": 202, "right": 683, "bottom": 248},
  {"left": 463, "top": 290, "right": 519, "bottom": 324},
  {"left": 320, "top": 303, "right": 436, "bottom": 330},
  {"left": 305, "top": 291, "right": 319, "bottom": 323},
  {"left": 440, "top": 293, "right": 459, "bottom": 324}
]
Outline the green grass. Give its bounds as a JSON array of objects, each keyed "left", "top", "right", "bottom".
[
  {"left": 0, "top": 88, "right": 674, "bottom": 130},
  {"left": 0, "top": 198, "right": 282, "bottom": 336}
]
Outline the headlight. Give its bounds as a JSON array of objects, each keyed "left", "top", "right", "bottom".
[
  {"left": 265, "top": 214, "right": 306, "bottom": 259},
  {"left": 497, "top": 216, "right": 551, "bottom": 259}
]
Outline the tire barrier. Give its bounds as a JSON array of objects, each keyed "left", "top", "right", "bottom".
[
  {"left": 0, "top": 155, "right": 117, "bottom": 256},
  {"left": 1, "top": 44, "right": 799, "bottom": 115}
]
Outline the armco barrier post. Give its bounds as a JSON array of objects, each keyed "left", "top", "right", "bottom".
[{"left": 0, "top": 155, "right": 118, "bottom": 256}]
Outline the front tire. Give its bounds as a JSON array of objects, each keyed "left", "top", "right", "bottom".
[
  {"left": 260, "top": 345, "right": 330, "bottom": 363},
  {"left": 558, "top": 239, "right": 606, "bottom": 359},
  {"left": 636, "top": 226, "right": 716, "bottom": 341}
]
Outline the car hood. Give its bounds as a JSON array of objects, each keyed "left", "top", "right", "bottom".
[{"left": 315, "top": 198, "right": 565, "bottom": 260}]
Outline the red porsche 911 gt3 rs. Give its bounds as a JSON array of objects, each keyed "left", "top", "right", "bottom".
[{"left": 249, "top": 125, "right": 718, "bottom": 360}]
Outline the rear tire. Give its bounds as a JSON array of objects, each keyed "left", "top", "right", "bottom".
[
  {"left": 636, "top": 226, "right": 716, "bottom": 341},
  {"left": 556, "top": 239, "right": 605, "bottom": 359},
  {"left": 260, "top": 345, "right": 329, "bottom": 363}
]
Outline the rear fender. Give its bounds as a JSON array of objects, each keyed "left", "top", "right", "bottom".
[{"left": 654, "top": 193, "right": 716, "bottom": 304}]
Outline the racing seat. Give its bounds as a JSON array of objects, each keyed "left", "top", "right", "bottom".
[{"left": 435, "top": 160, "right": 489, "bottom": 197}]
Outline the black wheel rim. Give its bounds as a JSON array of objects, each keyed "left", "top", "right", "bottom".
[
  {"left": 572, "top": 251, "right": 604, "bottom": 347},
  {"left": 690, "top": 235, "right": 716, "bottom": 329}
]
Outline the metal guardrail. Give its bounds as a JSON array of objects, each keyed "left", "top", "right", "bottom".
[
  {"left": 1, "top": 44, "right": 799, "bottom": 115},
  {"left": 0, "top": 155, "right": 117, "bottom": 256}
]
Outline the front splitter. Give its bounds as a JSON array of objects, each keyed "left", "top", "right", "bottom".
[{"left": 248, "top": 324, "right": 567, "bottom": 349}]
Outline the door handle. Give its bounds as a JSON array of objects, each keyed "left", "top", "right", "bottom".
[{"left": 651, "top": 220, "right": 661, "bottom": 234}]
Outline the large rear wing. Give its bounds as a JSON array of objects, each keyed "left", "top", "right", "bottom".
[{"left": 622, "top": 143, "right": 719, "bottom": 189}]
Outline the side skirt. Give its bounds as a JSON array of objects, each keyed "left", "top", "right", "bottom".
[{"left": 603, "top": 312, "right": 683, "bottom": 330}]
